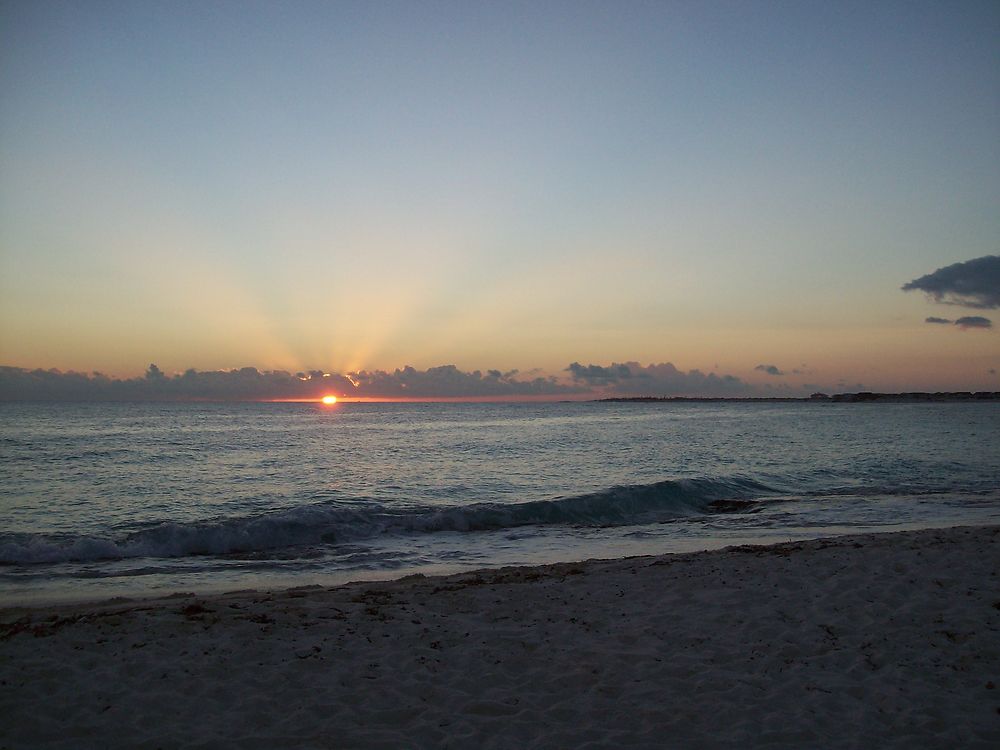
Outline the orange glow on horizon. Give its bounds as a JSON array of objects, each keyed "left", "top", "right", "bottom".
[
  {"left": 260, "top": 394, "right": 593, "bottom": 404},
  {"left": 318, "top": 394, "right": 593, "bottom": 403},
  {"left": 321, "top": 395, "right": 338, "bottom": 405}
]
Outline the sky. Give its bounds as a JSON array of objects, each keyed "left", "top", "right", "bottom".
[{"left": 1, "top": 0, "right": 998, "bottom": 399}]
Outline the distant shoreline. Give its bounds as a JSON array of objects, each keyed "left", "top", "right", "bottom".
[{"left": 597, "top": 391, "right": 1000, "bottom": 403}]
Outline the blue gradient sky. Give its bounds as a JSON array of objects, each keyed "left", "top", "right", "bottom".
[{"left": 1, "top": 0, "right": 998, "bottom": 394}]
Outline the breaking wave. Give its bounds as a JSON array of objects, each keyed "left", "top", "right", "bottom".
[{"left": 0, "top": 477, "right": 773, "bottom": 564}]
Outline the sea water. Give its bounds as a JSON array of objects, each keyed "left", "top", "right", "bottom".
[{"left": 1, "top": 400, "right": 998, "bottom": 603}]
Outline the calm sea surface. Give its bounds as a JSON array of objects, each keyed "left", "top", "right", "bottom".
[{"left": 1, "top": 401, "right": 998, "bottom": 603}]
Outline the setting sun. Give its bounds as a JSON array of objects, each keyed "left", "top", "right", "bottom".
[{"left": 321, "top": 395, "right": 337, "bottom": 405}]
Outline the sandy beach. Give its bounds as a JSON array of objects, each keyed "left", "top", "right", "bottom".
[{"left": 2, "top": 525, "right": 998, "bottom": 749}]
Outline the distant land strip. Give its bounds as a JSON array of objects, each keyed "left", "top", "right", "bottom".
[{"left": 597, "top": 392, "right": 1000, "bottom": 403}]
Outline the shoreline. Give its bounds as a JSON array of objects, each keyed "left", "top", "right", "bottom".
[
  {"left": 4, "top": 518, "right": 997, "bottom": 610},
  {"left": 597, "top": 392, "right": 1000, "bottom": 403},
  {"left": 3, "top": 525, "right": 999, "bottom": 748}
]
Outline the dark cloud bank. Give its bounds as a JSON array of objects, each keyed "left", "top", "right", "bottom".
[
  {"left": 567, "top": 361, "right": 758, "bottom": 397},
  {"left": 0, "top": 361, "right": 793, "bottom": 401},
  {"left": 0, "top": 364, "right": 581, "bottom": 402}
]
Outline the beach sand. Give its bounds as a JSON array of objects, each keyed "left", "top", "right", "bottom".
[{"left": 2, "top": 525, "right": 998, "bottom": 749}]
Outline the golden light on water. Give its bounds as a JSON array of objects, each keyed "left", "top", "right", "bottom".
[{"left": 321, "top": 395, "right": 337, "bottom": 405}]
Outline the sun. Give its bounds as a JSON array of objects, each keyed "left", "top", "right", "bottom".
[{"left": 321, "top": 395, "right": 337, "bottom": 405}]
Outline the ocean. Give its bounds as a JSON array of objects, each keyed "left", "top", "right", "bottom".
[{"left": 1, "top": 400, "right": 998, "bottom": 604}]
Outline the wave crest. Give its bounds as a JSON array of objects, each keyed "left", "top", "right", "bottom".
[{"left": 0, "top": 476, "right": 772, "bottom": 564}]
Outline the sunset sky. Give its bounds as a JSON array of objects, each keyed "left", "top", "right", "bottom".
[{"left": 1, "top": 1, "right": 998, "bottom": 398}]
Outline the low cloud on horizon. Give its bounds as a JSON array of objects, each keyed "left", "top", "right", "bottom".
[
  {"left": 0, "top": 364, "right": 582, "bottom": 402},
  {"left": 0, "top": 360, "right": 819, "bottom": 402},
  {"left": 567, "top": 361, "right": 763, "bottom": 397}
]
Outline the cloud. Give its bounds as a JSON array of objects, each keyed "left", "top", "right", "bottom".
[
  {"left": 0, "top": 365, "right": 348, "bottom": 402},
  {"left": 343, "top": 365, "right": 580, "bottom": 398},
  {"left": 754, "top": 364, "right": 784, "bottom": 376},
  {"left": 565, "top": 362, "right": 634, "bottom": 385},
  {"left": 924, "top": 314, "right": 993, "bottom": 330},
  {"left": 902, "top": 255, "right": 1000, "bottom": 309},
  {"left": 0, "top": 364, "right": 584, "bottom": 402},
  {"left": 567, "top": 361, "right": 751, "bottom": 397},
  {"left": 954, "top": 316, "right": 992, "bottom": 330},
  {"left": 0, "top": 360, "right": 869, "bottom": 401}
]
